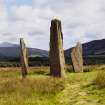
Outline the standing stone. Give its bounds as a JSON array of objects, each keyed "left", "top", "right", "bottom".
[
  {"left": 20, "top": 38, "right": 28, "bottom": 77},
  {"left": 71, "top": 42, "right": 83, "bottom": 72},
  {"left": 49, "top": 19, "right": 65, "bottom": 78}
]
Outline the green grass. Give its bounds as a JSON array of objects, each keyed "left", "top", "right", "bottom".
[
  {"left": 93, "top": 70, "right": 105, "bottom": 88},
  {"left": 0, "top": 66, "right": 105, "bottom": 105}
]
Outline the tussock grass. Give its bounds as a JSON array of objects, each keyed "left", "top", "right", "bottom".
[
  {"left": 0, "top": 67, "right": 65, "bottom": 105},
  {"left": 0, "top": 77, "right": 65, "bottom": 95},
  {"left": 93, "top": 71, "right": 105, "bottom": 88},
  {"left": 0, "top": 66, "right": 105, "bottom": 105},
  {"left": 0, "top": 77, "right": 65, "bottom": 105}
]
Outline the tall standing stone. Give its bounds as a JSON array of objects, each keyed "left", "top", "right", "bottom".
[
  {"left": 49, "top": 19, "right": 65, "bottom": 78},
  {"left": 71, "top": 42, "right": 83, "bottom": 72},
  {"left": 20, "top": 38, "right": 28, "bottom": 77}
]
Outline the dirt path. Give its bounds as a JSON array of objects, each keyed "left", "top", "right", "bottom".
[{"left": 56, "top": 83, "right": 100, "bottom": 105}]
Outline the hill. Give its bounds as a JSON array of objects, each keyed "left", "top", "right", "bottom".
[
  {"left": 65, "top": 39, "right": 105, "bottom": 57},
  {"left": 0, "top": 42, "right": 48, "bottom": 58},
  {"left": 0, "top": 39, "right": 105, "bottom": 65}
]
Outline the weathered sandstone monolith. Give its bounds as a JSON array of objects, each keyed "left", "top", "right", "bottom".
[
  {"left": 20, "top": 38, "right": 28, "bottom": 77},
  {"left": 71, "top": 42, "right": 83, "bottom": 72},
  {"left": 49, "top": 19, "right": 65, "bottom": 78}
]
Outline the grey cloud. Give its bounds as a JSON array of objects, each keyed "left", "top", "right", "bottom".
[
  {"left": 28, "top": 31, "right": 44, "bottom": 36},
  {"left": 0, "top": 0, "right": 105, "bottom": 50}
]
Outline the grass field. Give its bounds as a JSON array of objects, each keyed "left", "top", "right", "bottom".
[{"left": 0, "top": 66, "right": 105, "bottom": 105}]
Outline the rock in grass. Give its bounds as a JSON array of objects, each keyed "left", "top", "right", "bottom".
[
  {"left": 49, "top": 19, "right": 66, "bottom": 78},
  {"left": 20, "top": 38, "right": 28, "bottom": 77},
  {"left": 71, "top": 42, "right": 83, "bottom": 72}
]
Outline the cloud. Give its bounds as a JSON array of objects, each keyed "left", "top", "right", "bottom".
[{"left": 0, "top": 0, "right": 105, "bottom": 49}]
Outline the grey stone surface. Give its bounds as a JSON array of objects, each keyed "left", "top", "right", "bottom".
[
  {"left": 20, "top": 38, "right": 28, "bottom": 77},
  {"left": 49, "top": 19, "right": 65, "bottom": 77},
  {"left": 71, "top": 42, "right": 83, "bottom": 72}
]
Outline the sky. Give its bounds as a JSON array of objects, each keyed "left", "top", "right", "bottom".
[{"left": 0, "top": 0, "right": 105, "bottom": 50}]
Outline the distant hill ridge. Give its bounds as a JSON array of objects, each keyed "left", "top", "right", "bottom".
[
  {"left": 0, "top": 42, "right": 48, "bottom": 58},
  {"left": 0, "top": 38, "right": 105, "bottom": 58},
  {"left": 0, "top": 42, "right": 19, "bottom": 47},
  {"left": 65, "top": 39, "right": 105, "bottom": 57}
]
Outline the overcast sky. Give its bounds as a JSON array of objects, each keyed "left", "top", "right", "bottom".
[{"left": 0, "top": 0, "right": 105, "bottom": 50}]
